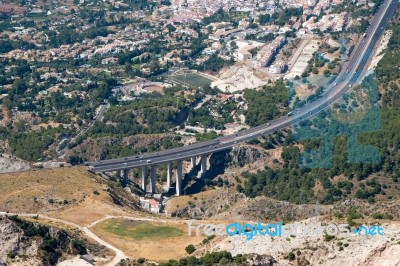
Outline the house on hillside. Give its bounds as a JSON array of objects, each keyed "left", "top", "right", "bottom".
[{"left": 139, "top": 196, "right": 163, "bottom": 213}]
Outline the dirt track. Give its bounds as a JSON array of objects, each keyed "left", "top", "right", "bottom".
[{"left": 0, "top": 212, "right": 127, "bottom": 266}]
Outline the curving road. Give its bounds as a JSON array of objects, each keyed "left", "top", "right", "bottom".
[{"left": 89, "top": 0, "right": 397, "bottom": 173}]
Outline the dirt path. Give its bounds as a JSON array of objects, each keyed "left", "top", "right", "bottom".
[
  {"left": 287, "top": 38, "right": 310, "bottom": 71},
  {"left": 0, "top": 212, "right": 127, "bottom": 266},
  {"left": 87, "top": 215, "right": 186, "bottom": 228}
]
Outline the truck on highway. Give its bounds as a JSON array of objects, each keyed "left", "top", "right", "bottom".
[{"left": 288, "top": 111, "right": 294, "bottom": 117}]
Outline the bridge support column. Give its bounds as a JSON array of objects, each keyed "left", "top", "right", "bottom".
[
  {"left": 167, "top": 162, "right": 172, "bottom": 188},
  {"left": 141, "top": 166, "right": 148, "bottom": 192},
  {"left": 116, "top": 170, "right": 121, "bottom": 178},
  {"left": 150, "top": 165, "right": 156, "bottom": 194},
  {"left": 191, "top": 156, "right": 196, "bottom": 169},
  {"left": 122, "top": 169, "right": 129, "bottom": 187},
  {"left": 176, "top": 160, "right": 183, "bottom": 196},
  {"left": 200, "top": 155, "right": 208, "bottom": 175}
]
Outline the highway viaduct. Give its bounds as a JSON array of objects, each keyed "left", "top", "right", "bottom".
[
  {"left": 88, "top": 0, "right": 398, "bottom": 196},
  {"left": 112, "top": 154, "right": 210, "bottom": 196}
]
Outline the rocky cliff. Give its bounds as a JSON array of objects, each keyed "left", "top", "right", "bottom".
[{"left": 0, "top": 216, "right": 98, "bottom": 266}]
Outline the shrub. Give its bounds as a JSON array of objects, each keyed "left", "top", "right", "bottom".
[
  {"left": 202, "top": 235, "right": 215, "bottom": 244},
  {"left": 185, "top": 244, "right": 196, "bottom": 254},
  {"left": 287, "top": 252, "right": 296, "bottom": 261},
  {"left": 323, "top": 233, "right": 335, "bottom": 242}
]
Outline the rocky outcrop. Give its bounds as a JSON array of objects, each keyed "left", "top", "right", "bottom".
[
  {"left": 0, "top": 154, "right": 30, "bottom": 173},
  {"left": 0, "top": 217, "right": 27, "bottom": 265},
  {"left": 217, "top": 220, "right": 400, "bottom": 266},
  {"left": 0, "top": 216, "right": 91, "bottom": 266},
  {"left": 358, "top": 244, "right": 400, "bottom": 266},
  {"left": 250, "top": 254, "right": 278, "bottom": 266},
  {"left": 229, "top": 145, "right": 265, "bottom": 167}
]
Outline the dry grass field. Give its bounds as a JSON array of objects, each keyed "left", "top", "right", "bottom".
[
  {"left": 165, "top": 189, "right": 224, "bottom": 214},
  {"left": 0, "top": 167, "right": 102, "bottom": 213},
  {"left": 92, "top": 218, "right": 204, "bottom": 262},
  {"left": 0, "top": 167, "right": 138, "bottom": 226},
  {"left": 51, "top": 196, "right": 131, "bottom": 226}
]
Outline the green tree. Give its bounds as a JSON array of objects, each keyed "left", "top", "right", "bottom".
[{"left": 185, "top": 244, "right": 196, "bottom": 254}]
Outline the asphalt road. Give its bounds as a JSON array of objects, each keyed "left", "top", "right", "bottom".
[
  {"left": 57, "top": 101, "right": 110, "bottom": 158},
  {"left": 90, "top": 0, "right": 397, "bottom": 173}
]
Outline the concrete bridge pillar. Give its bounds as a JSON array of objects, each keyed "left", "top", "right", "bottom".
[
  {"left": 200, "top": 155, "right": 208, "bottom": 175},
  {"left": 176, "top": 160, "right": 183, "bottom": 196},
  {"left": 191, "top": 156, "right": 196, "bottom": 169},
  {"left": 116, "top": 170, "right": 121, "bottom": 178},
  {"left": 141, "top": 166, "right": 148, "bottom": 192},
  {"left": 167, "top": 162, "right": 172, "bottom": 188},
  {"left": 150, "top": 165, "right": 156, "bottom": 194},
  {"left": 122, "top": 169, "right": 129, "bottom": 187}
]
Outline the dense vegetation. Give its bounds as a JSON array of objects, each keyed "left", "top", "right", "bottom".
[
  {"left": 376, "top": 23, "right": 400, "bottom": 84},
  {"left": 244, "top": 79, "right": 288, "bottom": 127},
  {"left": 9, "top": 127, "right": 61, "bottom": 161},
  {"left": 0, "top": 58, "right": 119, "bottom": 160},
  {"left": 258, "top": 7, "right": 303, "bottom": 26},
  {"left": 187, "top": 98, "right": 236, "bottom": 129},
  {"left": 195, "top": 54, "right": 235, "bottom": 73},
  {"left": 158, "top": 251, "right": 250, "bottom": 266},
  {"left": 88, "top": 90, "right": 188, "bottom": 138},
  {"left": 332, "top": 0, "right": 378, "bottom": 16},
  {"left": 45, "top": 26, "right": 113, "bottom": 47},
  {"left": 0, "top": 39, "right": 36, "bottom": 53},
  {"left": 202, "top": 7, "right": 242, "bottom": 25}
]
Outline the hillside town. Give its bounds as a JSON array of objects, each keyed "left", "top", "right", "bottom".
[{"left": 0, "top": 0, "right": 377, "bottom": 169}]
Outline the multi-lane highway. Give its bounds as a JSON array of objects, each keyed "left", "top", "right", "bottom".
[{"left": 90, "top": 0, "right": 397, "bottom": 173}]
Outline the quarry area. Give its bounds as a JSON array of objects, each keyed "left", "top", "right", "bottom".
[{"left": 209, "top": 35, "right": 339, "bottom": 93}]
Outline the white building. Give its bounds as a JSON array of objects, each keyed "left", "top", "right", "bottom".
[
  {"left": 254, "top": 36, "right": 286, "bottom": 67},
  {"left": 269, "top": 61, "right": 287, "bottom": 74},
  {"left": 237, "top": 50, "right": 252, "bottom": 61}
]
